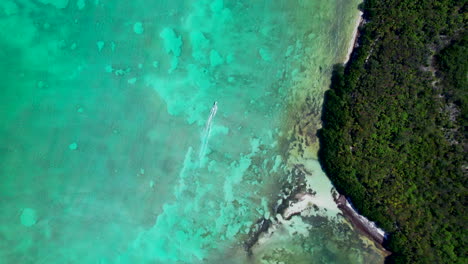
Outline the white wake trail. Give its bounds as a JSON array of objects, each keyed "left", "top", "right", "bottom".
[{"left": 199, "top": 101, "right": 218, "bottom": 164}]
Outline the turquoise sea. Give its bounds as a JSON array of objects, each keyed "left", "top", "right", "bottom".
[{"left": 0, "top": 0, "right": 384, "bottom": 263}]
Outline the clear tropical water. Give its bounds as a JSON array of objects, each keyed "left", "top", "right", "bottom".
[{"left": 0, "top": 1, "right": 384, "bottom": 263}]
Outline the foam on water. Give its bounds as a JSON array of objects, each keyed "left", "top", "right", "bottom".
[
  {"left": 0, "top": 1, "right": 385, "bottom": 263},
  {"left": 199, "top": 102, "right": 218, "bottom": 165}
]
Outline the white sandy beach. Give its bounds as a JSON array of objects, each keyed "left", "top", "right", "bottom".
[{"left": 344, "top": 11, "right": 364, "bottom": 64}]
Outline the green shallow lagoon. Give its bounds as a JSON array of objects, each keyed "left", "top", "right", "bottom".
[{"left": 0, "top": 1, "right": 384, "bottom": 263}]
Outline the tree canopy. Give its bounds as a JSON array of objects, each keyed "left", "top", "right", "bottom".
[{"left": 319, "top": 0, "right": 467, "bottom": 263}]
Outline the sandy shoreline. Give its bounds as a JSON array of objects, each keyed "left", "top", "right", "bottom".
[{"left": 344, "top": 11, "right": 364, "bottom": 64}]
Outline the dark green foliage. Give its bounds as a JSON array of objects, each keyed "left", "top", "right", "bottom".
[
  {"left": 318, "top": 0, "right": 467, "bottom": 263},
  {"left": 435, "top": 34, "right": 468, "bottom": 130}
]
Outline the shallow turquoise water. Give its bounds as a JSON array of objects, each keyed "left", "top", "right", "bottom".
[{"left": 0, "top": 1, "right": 383, "bottom": 263}]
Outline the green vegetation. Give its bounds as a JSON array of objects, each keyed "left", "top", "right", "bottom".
[
  {"left": 435, "top": 34, "right": 468, "bottom": 131},
  {"left": 318, "top": 0, "right": 467, "bottom": 263}
]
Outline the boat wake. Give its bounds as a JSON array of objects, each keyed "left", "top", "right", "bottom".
[{"left": 199, "top": 101, "right": 218, "bottom": 164}]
